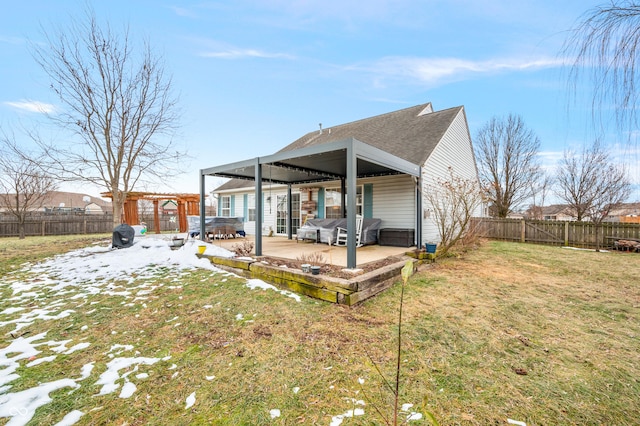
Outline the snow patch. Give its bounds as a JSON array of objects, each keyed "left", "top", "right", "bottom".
[
  {"left": 330, "top": 408, "right": 365, "bottom": 425},
  {"left": 53, "top": 409, "right": 84, "bottom": 426},
  {"left": 0, "top": 378, "right": 79, "bottom": 426},
  {"left": 95, "top": 356, "right": 166, "bottom": 396},
  {"left": 185, "top": 392, "right": 196, "bottom": 409},
  {"left": 245, "top": 279, "right": 301, "bottom": 302}
]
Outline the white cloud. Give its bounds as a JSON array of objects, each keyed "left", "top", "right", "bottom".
[
  {"left": 189, "top": 37, "right": 295, "bottom": 60},
  {"left": 4, "top": 100, "right": 56, "bottom": 114},
  {"left": 361, "top": 56, "right": 564, "bottom": 87},
  {"left": 169, "top": 6, "right": 199, "bottom": 18},
  {"left": 0, "top": 35, "right": 25, "bottom": 45},
  {"left": 199, "top": 48, "right": 294, "bottom": 60},
  {"left": 538, "top": 150, "right": 564, "bottom": 166}
]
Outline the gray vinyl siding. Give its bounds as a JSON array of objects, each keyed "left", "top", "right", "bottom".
[
  {"left": 369, "top": 175, "right": 416, "bottom": 229},
  {"left": 218, "top": 184, "right": 284, "bottom": 236},
  {"left": 420, "top": 107, "right": 481, "bottom": 244},
  {"left": 261, "top": 185, "right": 281, "bottom": 235}
]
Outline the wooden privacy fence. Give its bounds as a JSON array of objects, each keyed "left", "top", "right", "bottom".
[
  {"left": 0, "top": 214, "right": 181, "bottom": 238},
  {"left": 471, "top": 217, "right": 640, "bottom": 249}
]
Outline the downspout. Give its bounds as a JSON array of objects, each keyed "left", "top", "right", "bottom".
[{"left": 415, "top": 169, "right": 422, "bottom": 248}]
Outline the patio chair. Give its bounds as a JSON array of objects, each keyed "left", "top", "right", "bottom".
[{"left": 335, "top": 214, "right": 363, "bottom": 247}]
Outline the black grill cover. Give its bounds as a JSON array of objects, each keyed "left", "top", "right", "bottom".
[{"left": 112, "top": 224, "right": 135, "bottom": 248}]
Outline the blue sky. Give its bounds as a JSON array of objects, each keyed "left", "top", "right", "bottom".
[{"left": 1, "top": 0, "right": 634, "bottom": 199}]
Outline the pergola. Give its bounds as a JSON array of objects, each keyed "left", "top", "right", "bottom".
[
  {"left": 102, "top": 192, "right": 201, "bottom": 233},
  {"left": 199, "top": 138, "right": 422, "bottom": 269}
]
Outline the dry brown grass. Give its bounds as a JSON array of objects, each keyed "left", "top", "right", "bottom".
[
  {"left": 1, "top": 237, "right": 638, "bottom": 425},
  {"left": 391, "top": 242, "right": 640, "bottom": 425}
]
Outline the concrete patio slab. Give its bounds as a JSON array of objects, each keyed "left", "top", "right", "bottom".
[{"left": 205, "top": 235, "right": 413, "bottom": 268}]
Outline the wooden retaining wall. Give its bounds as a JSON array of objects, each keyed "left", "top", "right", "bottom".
[{"left": 200, "top": 254, "right": 421, "bottom": 306}]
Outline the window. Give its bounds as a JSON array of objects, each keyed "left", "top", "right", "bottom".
[
  {"left": 276, "top": 193, "right": 301, "bottom": 234},
  {"left": 247, "top": 194, "right": 256, "bottom": 221},
  {"left": 221, "top": 196, "right": 231, "bottom": 217},
  {"left": 325, "top": 189, "right": 342, "bottom": 219},
  {"left": 324, "top": 186, "right": 362, "bottom": 218}
]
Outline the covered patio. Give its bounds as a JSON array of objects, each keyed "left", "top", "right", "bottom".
[
  {"left": 206, "top": 234, "right": 411, "bottom": 268},
  {"left": 199, "top": 137, "right": 422, "bottom": 269}
]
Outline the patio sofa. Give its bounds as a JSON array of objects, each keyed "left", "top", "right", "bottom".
[{"left": 296, "top": 218, "right": 382, "bottom": 245}]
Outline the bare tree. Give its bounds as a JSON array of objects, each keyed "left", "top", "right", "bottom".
[
  {"left": 564, "top": 1, "right": 640, "bottom": 134},
  {"left": 31, "top": 9, "right": 182, "bottom": 229},
  {"left": 0, "top": 132, "right": 58, "bottom": 239},
  {"left": 527, "top": 172, "right": 552, "bottom": 220},
  {"left": 475, "top": 114, "right": 543, "bottom": 218},
  {"left": 424, "top": 167, "right": 484, "bottom": 255},
  {"left": 556, "top": 142, "right": 631, "bottom": 251},
  {"left": 555, "top": 141, "right": 630, "bottom": 224}
]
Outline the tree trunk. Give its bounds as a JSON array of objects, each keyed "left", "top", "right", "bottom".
[{"left": 111, "top": 193, "right": 125, "bottom": 230}]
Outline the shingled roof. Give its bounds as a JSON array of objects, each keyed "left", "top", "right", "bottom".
[
  {"left": 279, "top": 103, "right": 462, "bottom": 165},
  {"left": 215, "top": 103, "right": 463, "bottom": 191}
]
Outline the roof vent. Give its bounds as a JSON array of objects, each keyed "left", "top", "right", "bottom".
[{"left": 319, "top": 123, "right": 323, "bottom": 134}]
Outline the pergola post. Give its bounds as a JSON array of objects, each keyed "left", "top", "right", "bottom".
[
  {"left": 254, "top": 159, "right": 263, "bottom": 256},
  {"left": 189, "top": 201, "right": 199, "bottom": 215},
  {"left": 346, "top": 142, "right": 357, "bottom": 269},
  {"left": 177, "top": 200, "right": 187, "bottom": 232},
  {"left": 287, "top": 184, "right": 293, "bottom": 240},
  {"left": 123, "top": 198, "right": 140, "bottom": 226},
  {"left": 199, "top": 172, "right": 206, "bottom": 241},
  {"left": 153, "top": 200, "right": 160, "bottom": 234}
]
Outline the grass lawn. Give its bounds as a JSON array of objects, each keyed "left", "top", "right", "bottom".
[{"left": 0, "top": 235, "right": 639, "bottom": 425}]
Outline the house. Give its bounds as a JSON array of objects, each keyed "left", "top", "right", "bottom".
[
  {"left": 0, "top": 191, "right": 111, "bottom": 215},
  {"left": 200, "top": 103, "right": 481, "bottom": 268},
  {"left": 604, "top": 202, "right": 640, "bottom": 223},
  {"left": 541, "top": 204, "right": 577, "bottom": 221},
  {"left": 161, "top": 200, "right": 178, "bottom": 215},
  {"left": 42, "top": 191, "right": 111, "bottom": 215}
]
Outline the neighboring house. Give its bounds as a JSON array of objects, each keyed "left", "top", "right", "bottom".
[
  {"left": 604, "top": 202, "right": 640, "bottom": 223},
  {"left": 85, "top": 202, "right": 107, "bottom": 215},
  {"left": 42, "top": 191, "right": 111, "bottom": 215},
  {"left": 0, "top": 191, "right": 111, "bottom": 215},
  {"left": 161, "top": 200, "right": 178, "bottom": 215},
  {"left": 542, "top": 204, "right": 577, "bottom": 221},
  {"left": 201, "top": 103, "right": 481, "bottom": 267}
]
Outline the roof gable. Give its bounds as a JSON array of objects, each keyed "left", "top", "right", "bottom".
[
  {"left": 279, "top": 103, "right": 462, "bottom": 165},
  {"left": 214, "top": 103, "right": 464, "bottom": 192}
]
